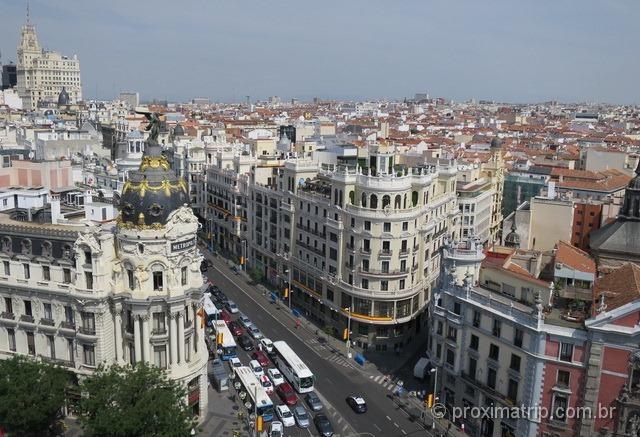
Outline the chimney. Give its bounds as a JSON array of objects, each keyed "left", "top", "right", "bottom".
[{"left": 51, "top": 194, "right": 61, "bottom": 224}]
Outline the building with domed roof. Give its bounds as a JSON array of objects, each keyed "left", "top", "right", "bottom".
[
  {"left": 0, "top": 128, "right": 209, "bottom": 419},
  {"left": 590, "top": 162, "right": 640, "bottom": 271}
]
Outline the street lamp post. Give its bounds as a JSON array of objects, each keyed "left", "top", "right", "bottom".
[
  {"left": 430, "top": 367, "right": 439, "bottom": 430},
  {"left": 346, "top": 307, "right": 352, "bottom": 359},
  {"left": 252, "top": 383, "right": 258, "bottom": 437},
  {"left": 241, "top": 239, "right": 247, "bottom": 271},
  {"left": 284, "top": 268, "right": 292, "bottom": 308}
]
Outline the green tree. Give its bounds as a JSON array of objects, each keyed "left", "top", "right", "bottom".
[
  {"left": 0, "top": 355, "right": 70, "bottom": 436},
  {"left": 78, "top": 362, "right": 196, "bottom": 437}
]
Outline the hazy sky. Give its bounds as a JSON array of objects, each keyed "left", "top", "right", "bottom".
[{"left": 1, "top": 0, "right": 639, "bottom": 104}]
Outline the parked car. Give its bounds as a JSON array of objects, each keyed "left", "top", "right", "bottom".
[
  {"left": 305, "top": 392, "right": 324, "bottom": 412},
  {"left": 259, "top": 338, "right": 274, "bottom": 354},
  {"left": 293, "top": 405, "right": 311, "bottom": 428},
  {"left": 268, "top": 368, "right": 285, "bottom": 386},
  {"left": 346, "top": 395, "right": 367, "bottom": 413},
  {"left": 227, "top": 321, "right": 243, "bottom": 337},
  {"left": 237, "top": 335, "right": 254, "bottom": 351},
  {"left": 219, "top": 310, "right": 232, "bottom": 324},
  {"left": 276, "top": 382, "right": 298, "bottom": 406},
  {"left": 228, "top": 357, "right": 242, "bottom": 370},
  {"left": 269, "top": 421, "right": 283, "bottom": 437},
  {"left": 248, "top": 325, "right": 264, "bottom": 340},
  {"left": 314, "top": 414, "right": 334, "bottom": 437},
  {"left": 249, "top": 359, "right": 265, "bottom": 378},
  {"left": 276, "top": 405, "right": 295, "bottom": 427},
  {"left": 259, "top": 374, "right": 274, "bottom": 395},
  {"left": 238, "top": 314, "right": 253, "bottom": 329},
  {"left": 225, "top": 300, "right": 239, "bottom": 314},
  {"left": 251, "top": 350, "right": 270, "bottom": 367},
  {"left": 211, "top": 358, "right": 225, "bottom": 374}
]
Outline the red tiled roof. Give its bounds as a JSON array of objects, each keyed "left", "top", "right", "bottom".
[
  {"left": 555, "top": 241, "right": 596, "bottom": 274},
  {"left": 595, "top": 263, "right": 640, "bottom": 311}
]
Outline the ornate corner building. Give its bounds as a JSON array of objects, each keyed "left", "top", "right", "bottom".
[{"left": 0, "top": 136, "right": 208, "bottom": 418}]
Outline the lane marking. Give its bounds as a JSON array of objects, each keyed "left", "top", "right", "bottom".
[
  {"left": 402, "top": 430, "right": 407, "bottom": 435},
  {"left": 394, "top": 422, "right": 400, "bottom": 428},
  {"left": 386, "top": 416, "right": 392, "bottom": 421},
  {"left": 374, "top": 424, "right": 382, "bottom": 432}
]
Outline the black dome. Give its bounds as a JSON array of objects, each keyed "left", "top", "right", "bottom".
[
  {"left": 504, "top": 221, "right": 520, "bottom": 248},
  {"left": 57, "top": 87, "right": 70, "bottom": 106},
  {"left": 619, "top": 161, "right": 640, "bottom": 220},
  {"left": 119, "top": 141, "right": 189, "bottom": 228},
  {"left": 173, "top": 123, "right": 185, "bottom": 137},
  {"left": 490, "top": 137, "right": 503, "bottom": 149}
]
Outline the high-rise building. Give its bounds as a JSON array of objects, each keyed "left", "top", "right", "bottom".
[
  {"left": 16, "top": 14, "right": 82, "bottom": 110},
  {"left": 118, "top": 91, "right": 139, "bottom": 109},
  {"left": 1, "top": 63, "right": 17, "bottom": 90}
]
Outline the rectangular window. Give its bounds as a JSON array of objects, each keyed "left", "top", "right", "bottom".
[
  {"left": 85, "top": 271, "right": 93, "bottom": 290},
  {"left": 63, "top": 268, "right": 71, "bottom": 284},
  {"left": 557, "top": 370, "right": 570, "bottom": 388},
  {"left": 329, "top": 248, "right": 338, "bottom": 261},
  {"left": 447, "top": 326, "right": 457, "bottom": 341},
  {"left": 399, "top": 279, "right": 405, "bottom": 290},
  {"left": 127, "top": 269, "right": 135, "bottom": 290},
  {"left": 507, "top": 379, "right": 519, "bottom": 402},
  {"left": 81, "top": 312, "right": 96, "bottom": 334},
  {"left": 329, "top": 233, "right": 338, "bottom": 242},
  {"left": 492, "top": 319, "right": 501, "bottom": 337},
  {"left": 552, "top": 394, "right": 569, "bottom": 422},
  {"left": 514, "top": 328, "right": 523, "bottom": 348},
  {"left": 154, "top": 346, "right": 167, "bottom": 369},
  {"left": 363, "top": 239, "right": 370, "bottom": 252},
  {"left": 43, "top": 302, "right": 52, "bottom": 320},
  {"left": 446, "top": 349, "right": 455, "bottom": 366},
  {"left": 383, "top": 222, "right": 391, "bottom": 232},
  {"left": 67, "top": 339, "right": 75, "bottom": 363},
  {"left": 24, "top": 300, "right": 32, "bottom": 316},
  {"left": 42, "top": 265, "right": 50, "bottom": 281},
  {"left": 489, "top": 344, "right": 499, "bottom": 361},
  {"left": 381, "top": 280, "right": 388, "bottom": 291},
  {"left": 468, "top": 357, "right": 477, "bottom": 379},
  {"left": 185, "top": 338, "right": 191, "bottom": 362},
  {"left": 4, "top": 297, "right": 12, "bottom": 314},
  {"left": 510, "top": 354, "right": 521, "bottom": 372},
  {"left": 560, "top": 343, "right": 573, "bottom": 362},
  {"left": 27, "top": 332, "right": 35, "bottom": 355},
  {"left": 23, "top": 263, "right": 30, "bottom": 279},
  {"left": 153, "top": 271, "right": 163, "bottom": 291},
  {"left": 361, "top": 279, "right": 369, "bottom": 289},
  {"left": 7, "top": 328, "right": 16, "bottom": 351},
  {"left": 364, "top": 221, "right": 371, "bottom": 231},
  {"left": 83, "top": 345, "right": 95, "bottom": 366},
  {"left": 2, "top": 261, "right": 9, "bottom": 276},
  {"left": 84, "top": 251, "right": 92, "bottom": 265},
  {"left": 472, "top": 311, "right": 481, "bottom": 327},
  {"left": 181, "top": 266, "right": 187, "bottom": 286},
  {"left": 47, "top": 334, "right": 56, "bottom": 359},
  {"left": 153, "top": 312, "right": 166, "bottom": 333},
  {"left": 436, "top": 343, "right": 442, "bottom": 359},
  {"left": 437, "top": 321, "right": 443, "bottom": 335},
  {"left": 453, "top": 302, "right": 461, "bottom": 315},
  {"left": 470, "top": 334, "right": 479, "bottom": 351},
  {"left": 402, "top": 222, "right": 408, "bottom": 231},
  {"left": 487, "top": 368, "right": 497, "bottom": 389}
]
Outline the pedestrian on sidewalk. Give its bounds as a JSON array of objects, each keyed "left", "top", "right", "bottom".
[{"left": 295, "top": 319, "right": 301, "bottom": 329}]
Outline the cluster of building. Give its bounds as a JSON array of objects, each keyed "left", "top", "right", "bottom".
[{"left": 2, "top": 15, "right": 640, "bottom": 437}]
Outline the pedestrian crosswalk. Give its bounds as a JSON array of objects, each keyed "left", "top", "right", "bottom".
[
  {"left": 369, "top": 373, "right": 397, "bottom": 391},
  {"left": 307, "top": 338, "right": 353, "bottom": 368}
]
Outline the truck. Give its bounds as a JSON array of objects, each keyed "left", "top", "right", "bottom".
[{"left": 413, "top": 357, "right": 430, "bottom": 379}]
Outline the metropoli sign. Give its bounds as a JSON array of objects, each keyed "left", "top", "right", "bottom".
[{"left": 171, "top": 237, "right": 196, "bottom": 252}]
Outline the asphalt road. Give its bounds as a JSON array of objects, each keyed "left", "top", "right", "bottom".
[{"left": 204, "top": 254, "right": 431, "bottom": 437}]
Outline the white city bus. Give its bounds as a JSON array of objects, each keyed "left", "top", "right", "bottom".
[
  {"left": 233, "top": 366, "right": 275, "bottom": 421},
  {"left": 212, "top": 320, "right": 237, "bottom": 361},
  {"left": 203, "top": 295, "right": 220, "bottom": 326},
  {"left": 272, "top": 340, "right": 315, "bottom": 393}
]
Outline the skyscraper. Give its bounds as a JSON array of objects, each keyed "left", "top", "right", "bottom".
[{"left": 16, "top": 12, "right": 82, "bottom": 110}]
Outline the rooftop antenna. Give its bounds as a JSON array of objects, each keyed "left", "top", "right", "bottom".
[{"left": 26, "top": 0, "right": 30, "bottom": 24}]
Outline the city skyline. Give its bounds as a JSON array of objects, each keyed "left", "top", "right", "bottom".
[{"left": 1, "top": 0, "right": 639, "bottom": 104}]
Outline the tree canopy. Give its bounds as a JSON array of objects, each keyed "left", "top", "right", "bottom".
[
  {"left": 78, "top": 362, "right": 196, "bottom": 437},
  {"left": 0, "top": 355, "right": 70, "bottom": 437}
]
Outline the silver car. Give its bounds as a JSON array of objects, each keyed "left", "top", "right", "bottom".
[
  {"left": 305, "top": 391, "right": 324, "bottom": 412},
  {"left": 293, "top": 405, "right": 311, "bottom": 428}
]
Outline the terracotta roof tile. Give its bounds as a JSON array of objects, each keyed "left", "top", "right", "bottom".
[
  {"left": 595, "top": 263, "right": 640, "bottom": 311},
  {"left": 555, "top": 241, "right": 596, "bottom": 274}
]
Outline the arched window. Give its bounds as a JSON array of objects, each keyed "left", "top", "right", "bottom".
[
  {"left": 412, "top": 191, "right": 419, "bottom": 207},
  {"left": 370, "top": 194, "right": 378, "bottom": 209},
  {"left": 361, "top": 193, "right": 367, "bottom": 208},
  {"left": 150, "top": 264, "right": 165, "bottom": 291},
  {"left": 394, "top": 195, "right": 402, "bottom": 209},
  {"left": 382, "top": 195, "right": 390, "bottom": 209},
  {"left": 349, "top": 191, "right": 355, "bottom": 205}
]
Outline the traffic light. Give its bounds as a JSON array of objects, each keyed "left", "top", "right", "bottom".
[
  {"left": 216, "top": 332, "right": 223, "bottom": 345},
  {"left": 342, "top": 328, "right": 349, "bottom": 340},
  {"left": 256, "top": 415, "right": 263, "bottom": 432},
  {"left": 240, "top": 256, "right": 244, "bottom": 265},
  {"left": 426, "top": 394, "right": 434, "bottom": 408},
  {"left": 283, "top": 287, "right": 289, "bottom": 298}
]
